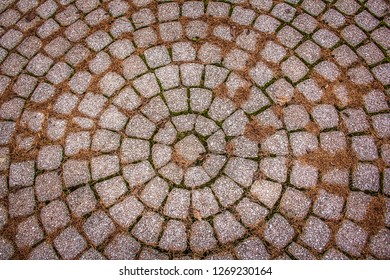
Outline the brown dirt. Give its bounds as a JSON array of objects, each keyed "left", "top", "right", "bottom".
[
  {"left": 171, "top": 150, "right": 191, "bottom": 169},
  {"left": 298, "top": 148, "right": 358, "bottom": 173},
  {"left": 358, "top": 196, "right": 386, "bottom": 236},
  {"left": 243, "top": 119, "right": 276, "bottom": 143},
  {"left": 231, "top": 86, "right": 251, "bottom": 107}
]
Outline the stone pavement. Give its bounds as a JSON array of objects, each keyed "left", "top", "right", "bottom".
[{"left": 0, "top": 0, "right": 389, "bottom": 260}]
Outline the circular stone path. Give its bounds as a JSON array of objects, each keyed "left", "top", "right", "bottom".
[{"left": 0, "top": 0, "right": 389, "bottom": 260}]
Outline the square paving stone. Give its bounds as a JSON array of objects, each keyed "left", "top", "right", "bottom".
[
  {"left": 277, "top": 26, "right": 303, "bottom": 48},
  {"left": 132, "top": 8, "right": 156, "bottom": 29},
  {"left": 144, "top": 45, "right": 171, "bottom": 69},
  {"left": 312, "top": 104, "right": 339, "bottom": 130},
  {"left": 369, "top": 229, "right": 390, "bottom": 259},
  {"left": 163, "top": 88, "right": 188, "bottom": 113},
  {"left": 92, "top": 129, "right": 120, "bottom": 153},
  {"left": 35, "top": 172, "right": 62, "bottom": 201},
  {"left": 180, "top": 63, "right": 203, "bottom": 86},
  {"left": 65, "top": 132, "right": 90, "bottom": 156},
  {"left": 264, "top": 214, "right": 295, "bottom": 249},
  {"left": 91, "top": 155, "right": 120, "bottom": 181},
  {"left": 80, "top": 248, "right": 105, "bottom": 260},
  {"left": 8, "top": 187, "right": 36, "bottom": 218},
  {"left": 352, "top": 163, "right": 380, "bottom": 192},
  {"left": 341, "top": 109, "right": 369, "bottom": 134},
  {"left": 300, "top": 216, "right": 331, "bottom": 252},
  {"left": 40, "top": 200, "right": 70, "bottom": 234},
  {"left": 0, "top": 236, "right": 14, "bottom": 260},
  {"left": 341, "top": 25, "right": 367, "bottom": 47},
  {"left": 234, "top": 237, "right": 270, "bottom": 260},
  {"left": 89, "top": 52, "right": 111, "bottom": 75},
  {"left": 312, "top": 29, "right": 339, "bottom": 48},
  {"left": 109, "top": 39, "right": 134, "bottom": 59},
  {"left": 131, "top": 211, "right": 164, "bottom": 245},
  {"left": 44, "top": 37, "right": 71, "bottom": 58},
  {"left": 254, "top": 15, "right": 280, "bottom": 33},
  {"left": 287, "top": 242, "right": 316, "bottom": 260},
  {"left": 37, "top": 145, "right": 62, "bottom": 171},
  {"left": 332, "top": 44, "right": 359, "bottom": 67},
  {"left": 296, "top": 41, "right": 321, "bottom": 65},
  {"left": 345, "top": 191, "right": 372, "bottom": 222},
  {"left": 251, "top": 179, "right": 282, "bottom": 209},
  {"left": 283, "top": 105, "right": 310, "bottom": 131},
  {"left": 15, "top": 215, "right": 43, "bottom": 249},
  {"left": 9, "top": 161, "right": 34, "bottom": 188},
  {"left": 292, "top": 13, "right": 317, "bottom": 34},
  {"left": 313, "top": 189, "right": 344, "bottom": 220},
  {"left": 29, "top": 242, "right": 58, "bottom": 260},
  {"left": 280, "top": 188, "right": 311, "bottom": 220},
  {"left": 104, "top": 233, "right": 140, "bottom": 260},
  {"left": 357, "top": 43, "right": 385, "bottom": 65},
  {"left": 214, "top": 211, "right": 246, "bottom": 244},
  {"left": 259, "top": 156, "right": 288, "bottom": 183},
  {"left": 99, "top": 72, "right": 125, "bottom": 97},
  {"left": 99, "top": 106, "right": 127, "bottom": 131},
  {"left": 163, "top": 188, "right": 190, "bottom": 220},
  {"left": 69, "top": 71, "right": 92, "bottom": 94},
  {"left": 141, "top": 96, "right": 170, "bottom": 123},
  {"left": 138, "top": 247, "right": 169, "bottom": 260},
  {"left": 336, "top": 220, "right": 368, "bottom": 257},
  {"left": 290, "top": 161, "right": 318, "bottom": 189},
  {"left": 133, "top": 73, "right": 160, "bottom": 98},
  {"left": 134, "top": 27, "right": 157, "bottom": 48},
  {"left": 290, "top": 131, "right": 318, "bottom": 157},
  {"left": 372, "top": 114, "right": 390, "bottom": 138},
  {"left": 351, "top": 136, "right": 378, "bottom": 161},
  {"left": 109, "top": 196, "right": 144, "bottom": 228},
  {"left": 66, "top": 186, "right": 97, "bottom": 218},
  {"left": 122, "top": 161, "right": 155, "bottom": 187},
  {"left": 190, "top": 220, "right": 217, "bottom": 254},
  {"left": 121, "top": 138, "right": 150, "bottom": 164},
  {"left": 266, "top": 78, "right": 294, "bottom": 105},
  {"left": 236, "top": 198, "right": 268, "bottom": 227},
  {"left": 281, "top": 56, "right": 308, "bottom": 83},
  {"left": 158, "top": 2, "right": 179, "bottom": 22},
  {"left": 159, "top": 220, "right": 187, "bottom": 252},
  {"left": 86, "top": 31, "right": 112, "bottom": 52},
  {"left": 320, "top": 131, "right": 347, "bottom": 154},
  {"left": 83, "top": 211, "right": 115, "bottom": 246},
  {"left": 54, "top": 226, "right": 87, "bottom": 259},
  {"left": 363, "top": 90, "right": 388, "bottom": 113},
  {"left": 65, "top": 20, "right": 90, "bottom": 42}
]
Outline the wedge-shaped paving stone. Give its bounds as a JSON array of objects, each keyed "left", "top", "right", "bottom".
[
  {"left": 63, "top": 159, "right": 90, "bottom": 188},
  {"left": 192, "top": 188, "right": 219, "bottom": 219},
  {"left": 224, "top": 157, "right": 257, "bottom": 188},
  {"left": 174, "top": 135, "right": 205, "bottom": 164},
  {"left": 159, "top": 162, "right": 183, "bottom": 185},
  {"left": 223, "top": 110, "right": 248, "bottom": 137},
  {"left": 155, "top": 65, "right": 180, "bottom": 90},
  {"left": 164, "top": 188, "right": 190, "bottom": 219},
  {"left": 163, "top": 88, "right": 188, "bottom": 113},
  {"left": 184, "top": 167, "right": 211, "bottom": 188},
  {"left": 284, "top": 105, "right": 310, "bottom": 131},
  {"left": 123, "top": 161, "right": 155, "bottom": 187},
  {"left": 214, "top": 211, "right": 246, "bottom": 244},
  {"left": 159, "top": 220, "right": 187, "bottom": 252},
  {"left": 125, "top": 114, "right": 156, "bottom": 139},
  {"left": 312, "top": 105, "right": 339, "bottom": 130},
  {"left": 0, "top": 237, "right": 14, "bottom": 260},
  {"left": 251, "top": 179, "right": 282, "bottom": 209},
  {"left": 208, "top": 97, "right": 236, "bottom": 122},
  {"left": 151, "top": 144, "right": 172, "bottom": 169},
  {"left": 92, "top": 129, "right": 120, "bottom": 153},
  {"left": 314, "top": 189, "right": 344, "bottom": 220},
  {"left": 0, "top": 121, "right": 15, "bottom": 145},
  {"left": 336, "top": 220, "right": 368, "bottom": 257},
  {"left": 104, "top": 233, "right": 140, "bottom": 260},
  {"left": 66, "top": 186, "right": 96, "bottom": 218},
  {"left": 235, "top": 237, "right": 270, "bottom": 260},
  {"left": 15, "top": 215, "right": 43, "bottom": 249},
  {"left": 132, "top": 211, "right": 164, "bottom": 245},
  {"left": 54, "top": 226, "right": 87, "bottom": 260},
  {"left": 95, "top": 177, "right": 127, "bottom": 207},
  {"left": 99, "top": 106, "right": 127, "bottom": 131},
  {"left": 109, "top": 196, "right": 144, "bottom": 228},
  {"left": 141, "top": 96, "right": 170, "bottom": 123},
  {"left": 190, "top": 220, "right": 217, "bottom": 254},
  {"left": 264, "top": 214, "right": 295, "bottom": 249},
  {"left": 40, "top": 200, "right": 70, "bottom": 234},
  {"left": 140, "top": 177, "right": 168, "bottom": 210}
]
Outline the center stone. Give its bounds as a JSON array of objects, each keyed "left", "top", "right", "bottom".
[{"left": 174, "top": 135, "right": 206, "bottom": 165}]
